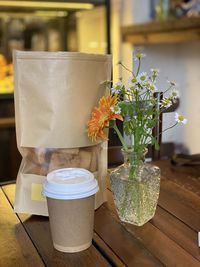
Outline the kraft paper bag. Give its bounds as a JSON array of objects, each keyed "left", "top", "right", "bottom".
[{"left": 13, "top": 51, "right": 112, "bottom": 216}]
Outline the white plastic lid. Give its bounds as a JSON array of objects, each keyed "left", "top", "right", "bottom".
[{"left": 43, "top": 168, "right": 99, "bottom": 200}]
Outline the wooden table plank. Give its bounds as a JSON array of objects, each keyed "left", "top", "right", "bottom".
[
  {"left": 2, "top": 184, "right": 111, "bottom": 267},
  {"left": 159, "top": 178, "right": 200, "bottom": 232},
  {"left": 105, "top": 190, "right": 200, "bottom": 267},
  {"left": 155, "top": 160, "right": 200, "bottom": 196},
  {"left": 151, "top": 206, "right": 200, "bottom": 261},
  {"left": 95, "top": 205, "right": 164, "bottom": 267},
  {"left": 0, "top": 188, "right": 45, "bottom": 267},
  {"left": 4, "top": 168, "right": 200, "bottom": 267},
  {"left": 3, "top": 184, "right": 162, "bottom": 267},
  {"left": 93, "top": 233, "right": 126, "bottom": 267}
]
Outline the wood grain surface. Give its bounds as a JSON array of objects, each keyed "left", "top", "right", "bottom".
[
  {"left": 2, "top": 185, "right": 111, "bottom": 267},
  {"left": 106, "top": 161, "right": 200, "bottom": 266},
  {"left": 95, "top": 205, "right": 164, "bottom": 267},
  {"left": 0, "top": 188, "right": 44, "bottom": 267},
  {"left": 1, "top": 160, "right": 200, "bottom": 267},
  {"left": 105, "top": 190, "right": 200, "bottom": 267}
]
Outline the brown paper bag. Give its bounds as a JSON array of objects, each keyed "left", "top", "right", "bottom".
[{"left": 14, "top": 51, "right": 112, "bottom": 215}]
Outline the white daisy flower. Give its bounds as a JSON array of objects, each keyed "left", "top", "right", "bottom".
[
  {"left": 167, "top": 80, "right": 178, "bottom": 87},
  {"left": 110, "top": 105, "right": 121, "bottom": 114},
  {"left": 175, "top": 113, "right": 187, "bottom": 124},
  {"left": 160, "top": 97, "right": 173, "bottom": 108},
  {"left": 150, "top": 68, "right": 160, "bottom": 74},
  {"left": 147, "top": 81, "right": 157, "bottom": 92},
  {"left": 137, "top": 72, "right": 148, "bottom": 85},
  {"left": 136, "top": 52, "right": 146, "bottom": 59},
  {"left": 128, "top": 75, "right": 137, "bottom": 86},
  {"left": 171, "top": 89, "right": 179, "bottom": 100},
  {"left": 111, "top": 81, "right": 123, "bottom": 94}
]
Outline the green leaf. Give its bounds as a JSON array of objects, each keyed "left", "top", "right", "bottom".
[{"left": 109, "top": 120, "right": 115, "bottom": 127}]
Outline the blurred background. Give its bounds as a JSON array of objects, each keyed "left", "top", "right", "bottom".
[
  {"left": 0, "top": 0, "right": 110, "bottom": 181},
  {"left": 0, "top": 0, "right": 109, "bottom": 59},
  {"left": 0, "top": 0, "right": 200, "bottom": 181}
]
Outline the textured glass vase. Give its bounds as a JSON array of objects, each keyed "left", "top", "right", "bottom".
[{"left": 110, "top": 149, "right": 160, "bottom": 226}]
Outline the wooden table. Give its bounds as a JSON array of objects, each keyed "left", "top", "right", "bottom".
[{"left": 1, "top": 161, "right": 200, "bottom": 267}]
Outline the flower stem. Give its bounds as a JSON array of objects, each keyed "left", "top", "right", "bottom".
[
  {"left": 162, "top": 122, "right": 178, "bottom": 133},
  {"left": 145, "top": 122, "right": 179, "bottom": 146},
  {"left": 163, "top": 85, "right": 173, "bottom": 94},
  {"left": 136, "top": 58, "right": 141, "bottom": 76},
  {"left": 113, "top": 122, "right": 128, "bottom": 151},
  {"left": 118, "top": 62, "right": 134, "bottom": 75}
]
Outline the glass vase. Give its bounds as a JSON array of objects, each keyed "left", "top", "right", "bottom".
[{"left": 110, "top": 149, "right": 160, "bottom": 226}]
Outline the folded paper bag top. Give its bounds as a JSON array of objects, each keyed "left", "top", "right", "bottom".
[
  {"left": 43, "top": 168, "right": 99, "bottom": 200},
  {"left": 14, "top": 50, "right": 112, "bottom": 148}
]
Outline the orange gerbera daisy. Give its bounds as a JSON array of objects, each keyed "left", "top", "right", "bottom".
[{"left": 87, "top": 95, "right": 123, "bottom": 141}]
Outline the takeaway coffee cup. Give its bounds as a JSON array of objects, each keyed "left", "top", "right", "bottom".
[{"left": 43, "top": 168, "right": 99, "bottom": 253}]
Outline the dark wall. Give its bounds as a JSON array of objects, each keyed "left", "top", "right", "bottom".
[{"left": 0, "top": 94, "right": 21, "bottom": 182}]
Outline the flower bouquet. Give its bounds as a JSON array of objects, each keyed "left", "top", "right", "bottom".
[{"left": 87, "top": 52, "right": 187, "bottom": 226}]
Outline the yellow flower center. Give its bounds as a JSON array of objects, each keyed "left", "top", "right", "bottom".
[
  {"left": 131, "top": 77, "right": 137, "bottom": 83},
  {"left": 178, "top": 115, "right": 184, "bottom": 121},
  {"left": 140, "top": 76, "right": 145, "bottom": 81}
]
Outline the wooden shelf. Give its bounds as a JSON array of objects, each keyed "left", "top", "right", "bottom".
[
  {"left": 0, "top": 117, "right": 15, "bottom": 128},
  {"left": 122, "top": 17, "right": 200, "bottom": 45}
]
